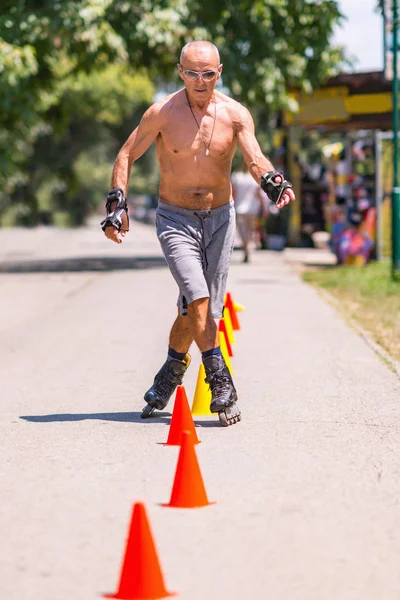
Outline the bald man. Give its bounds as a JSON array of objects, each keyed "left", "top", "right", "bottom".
[{"left": 101, "top": 40, "right": 295, "bottom": 426}]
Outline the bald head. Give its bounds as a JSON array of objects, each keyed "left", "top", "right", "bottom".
[{"left": 180, "top": 41, "right": 220, "bottom": 66}]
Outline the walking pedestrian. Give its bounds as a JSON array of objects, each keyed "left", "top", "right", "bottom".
[{"left": 232, "top": 162, "right": 269, "bottom": 262}]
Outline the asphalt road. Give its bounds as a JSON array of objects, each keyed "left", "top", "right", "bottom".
[{"left": 1, "top": 220, "right": 399, "bottom": 600}]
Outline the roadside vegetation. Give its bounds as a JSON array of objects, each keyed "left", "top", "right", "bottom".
[{"left": 303, "top": 261, "right": 400, "bottom": 363}]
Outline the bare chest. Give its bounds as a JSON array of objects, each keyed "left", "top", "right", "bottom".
[{"left": 160, "top": 106, "right": 235, "bottom": 158}]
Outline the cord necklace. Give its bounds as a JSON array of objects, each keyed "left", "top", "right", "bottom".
[{"left": 185, "top": 90, "right": 216, "bottom": 156}]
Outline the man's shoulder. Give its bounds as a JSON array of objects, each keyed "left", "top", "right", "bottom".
[
  {"left": 145, "top": 90, "right": 184, "bottom": 122},
  {"left": 216, "top": 91, "right": 244, "bottom": 112},
  {"left": 216, "top": 92, "right": 250, "bottom": 124},
  {"left": 153, "top": 89, "right": 185, "bottom": 110}
]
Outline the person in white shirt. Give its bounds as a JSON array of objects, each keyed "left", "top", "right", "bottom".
[{"left": 231, "top": 162, "right": 268, "bottom": 262}]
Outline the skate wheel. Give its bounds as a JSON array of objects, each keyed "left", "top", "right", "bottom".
[
  {"left": 218, "top": 407, "right": 241, "bottom": 427},
  {"left": 141, "top": 404, "right": 156, "bottom": 419},
  {"left": 218, "top": 412, "right": 229, "bottom": 427}
]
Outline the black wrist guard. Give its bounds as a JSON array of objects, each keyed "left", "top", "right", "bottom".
[
  {"left": 101, "top": 188, "right": 129, "bottom": 232},
  {"left": 261, "top": 171, "right": 293, "bottom": 205}
]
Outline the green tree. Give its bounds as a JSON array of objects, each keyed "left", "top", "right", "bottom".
[
  {"left": 7, "top": 64, "right": 154, "bottom": 226},
  {"left": 0, "top": 0, "right": 129, "bottom": 212},
  {"left": 105, "top": 0, "right": 345, "bottom": 108},
  {"left": 1, "top": 0, "right": 345, "bottom": 127},
  {"left": 0, "top": 0, "right": 345, "bottom": 224}
]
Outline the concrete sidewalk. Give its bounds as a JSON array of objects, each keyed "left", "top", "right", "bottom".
[
  {"left": 1, "top": 222, "right": 399, "bottom": 600},
  {"left": 283, "top": 246, "right": 337, "bottom": 268}
]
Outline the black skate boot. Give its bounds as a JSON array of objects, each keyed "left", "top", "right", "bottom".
[
  {"left": 141, "top": 354, "right": 191, "bottom": 418},
  {"left": 203, "top": 355, "right": 241, "bottom": 427}
]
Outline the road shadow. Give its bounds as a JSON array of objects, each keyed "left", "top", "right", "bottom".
[
  {"left": 19, "top": 411, "right": 222, "bottom": 427},
  {"left": 19, "top": 411, "right": 171, "bottom": 424},
  {"left": 193, "top": 419, "right": 223, "bottom": 428},
  {"left": 0, "top": 255, "right": 167, "bottom": 274}
]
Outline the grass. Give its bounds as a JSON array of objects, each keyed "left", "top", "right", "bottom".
[{"left": 302, "top": 261, "right": 400, "bottom": 364}]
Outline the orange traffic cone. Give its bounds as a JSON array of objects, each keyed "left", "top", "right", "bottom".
[
  {"left": 218, "top": 319, "right": 233, "bottom": 357},
  {"left": 191, "top": 363, "right": 212, "bottom": 416},
  {"left": 219, "top": 331, "right": 234, "bottom": 374},
  {"left": 222, "top": 310, "right": 235, "bottom": 345},
  {"left": 162, "top": 431, "right": 215, "bottom": 508},
  {"left": 164, "top": 386, "right": 200, "bottom": 446},
  {"left": 225, "top": 292, "right": 241, "bottom": 330},
  {"left": 104, "top": 502, "right": 176, "bottom": 599}
]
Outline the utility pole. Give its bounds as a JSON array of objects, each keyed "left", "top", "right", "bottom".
[{"left": 392, "top": 0, "right": 400, "bottom": 276}]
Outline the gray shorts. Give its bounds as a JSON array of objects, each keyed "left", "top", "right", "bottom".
[{"left": 156, "top": 200, "right": 236, "bottom": 318}]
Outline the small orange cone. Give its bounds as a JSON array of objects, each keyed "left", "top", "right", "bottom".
[
  {"left": 162, "top": 431, "right": 215, "bottom": 508},
  {"left": 165, "top": 386, "right": 200, "bottom": 446},
  {"left": 219, "top": 331, "right": 234, "bottom": 374},
  {"left": 104, "top": 502, "right": 176, "bottom": 599},
  {"left": 191, "top": 363, "right": 213, "bottom": 415},
  {"left": 218, "top": 319, "right": 233, "bottom": 357},
  {"left": 225, "top": 292, "right": 241, "bottom": 330}
]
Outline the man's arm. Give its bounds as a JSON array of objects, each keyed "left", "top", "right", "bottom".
[
  {"left": 234, "top": 104, "right": 295, "bottom": 209},
  {"left": 111, "top": 102, "right": 163, "bottom": 194},
  {"left": 103, "top": 102, "right": 163, "bottom": 244}
]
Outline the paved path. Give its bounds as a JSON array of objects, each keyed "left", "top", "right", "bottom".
[{"left": 1, "top": 221, "right": 400, "bottom": 600}]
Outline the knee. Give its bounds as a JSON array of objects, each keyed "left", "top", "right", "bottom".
[{"left": 187, "top": 297, "right": 210, "bottom": 318}]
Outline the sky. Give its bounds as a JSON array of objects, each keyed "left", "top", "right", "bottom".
[{"left": 332, "top": 0, "right": 383, "bottom": 72}]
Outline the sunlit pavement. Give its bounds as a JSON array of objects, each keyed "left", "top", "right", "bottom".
[{"left": 1, "top": 221, "right": 399, "bottom": 600}]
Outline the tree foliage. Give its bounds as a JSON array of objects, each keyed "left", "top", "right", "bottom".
[
  {"left": 0, "top": 0, "right": 345, "bottom": 224},
  {"left": 105, "top": 0, "right": 345, "bottom": 107},
  {"left": 1, "top": 59, "right": 154, "bottom": 225},
  {"left": 30, "top": 64, "right": 155, "bottom": 226}
]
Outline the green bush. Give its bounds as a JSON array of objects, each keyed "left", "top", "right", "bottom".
[
  {"left": 52, "top": 211, "right": 73, "bottom": 228},
  {"left": 0, "top": 202, "right": 36, "bottom": 227}
]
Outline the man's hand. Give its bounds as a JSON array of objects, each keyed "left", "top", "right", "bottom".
[
  {"left": 104, "top": 226, "right": 127, "bottom": 244},
  {"left": 261, "top": 171, "right": 296, "bottom": 209},
  {"left": 101, "top": 188, "right": 129, "bottom": 242},
  {"left": 274, "top": 174, "right": 296, "bottom": 209}
]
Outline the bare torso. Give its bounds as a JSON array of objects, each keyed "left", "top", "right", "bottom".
[
  {"left": 156, "top": 90, "right": 238, "bottom": 210},
  {"left": 107, "top": 45, "right": 293, "bottom": 245}
]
